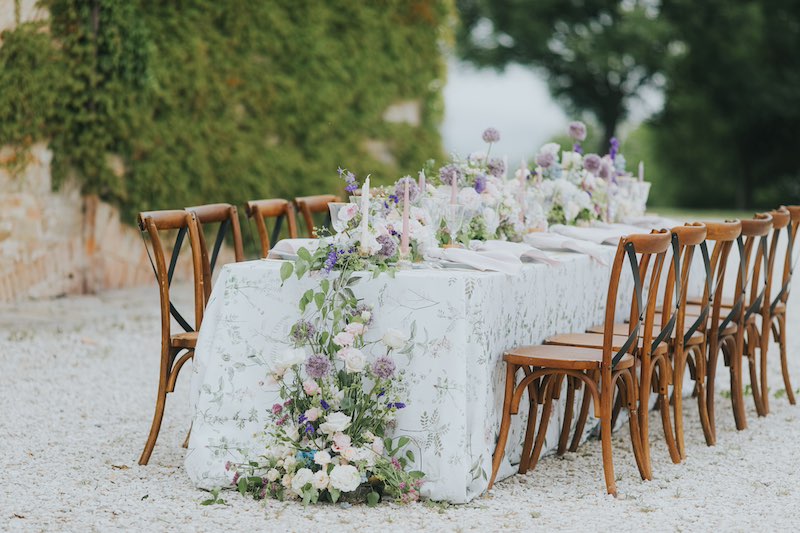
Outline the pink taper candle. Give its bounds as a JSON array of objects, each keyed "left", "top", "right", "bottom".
[
  {"left": 401, "top": 180, "right": 410, "bottom": 256},
  {"left": 418, "top": 169, "right": 426, "bottom": 192},
  {"left": 638, "top": 161, "right": 644, "bottom": 182},
  {"left": 450, "top": 173, "right": 458, "bottom": 204}
]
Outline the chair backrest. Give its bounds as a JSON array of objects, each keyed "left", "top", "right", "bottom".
[
  {"left": 737, "top": 213, "right": 773, "bottom": 324},
  {"left": 137, "top": 210, "right": 205, "bottom": 347},
  {"left": 766, "top": 207, "right": 796, "bottom": 313},
  {"left": 663, "top": 223, "right": 709, "bottom": 350},
  {"left": 697, "top": 220, "right": 743, "bottom": 343},
  {"left": 245, "top": 198, "right": 298, "bottom": 258},
  {"left": 185, "top": 203, "right": 245, "bottom": 301},
  {"left": 601, "top": 229, "right": 672, "bottom": 369},
  {"left": 294, "top": 194, "right": 341, "bottom": 237}
]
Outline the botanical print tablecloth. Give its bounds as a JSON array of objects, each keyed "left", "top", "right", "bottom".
[{"left": 185, "top": 248, "right": 633, "bottom": 503}]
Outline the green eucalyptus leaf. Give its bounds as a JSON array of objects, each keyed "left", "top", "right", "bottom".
[
  {"left": 366, "top": 491, "right": 380, "bottom": 507},
  {"left": 280, "top": 262, "right": 294, "bottom": 282}
]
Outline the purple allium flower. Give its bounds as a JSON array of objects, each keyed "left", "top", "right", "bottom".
[
  {"left": 474, "top": 174, "right": 487, "bottom": 193},
  {"left": 568, "top": 121, "right": 587, "bottom": 141},
  {"left": 371, "top": 356, "right": 396, "bottom": 379},
  {"left": 482, "top": 127, "right": 501, "bottom": 144},
  {"left": 290, "top": 319, "right": 316, "bottom": 344},
  {"left": 536, "top": 151, "right": 556, "bottom": 169},
  {"left": 487, "top": 158, "right": 506, "bottom": 178},
  {"left": 439, "top": 164, "right": 463, "bottom": 186},
  {"left": 394, "top": 176, "right": 420, "bottom": 204},
  {"left": 271, "top": 403, "right": 283, "bottom": 416},
  {"left": 583, "top": 154, "right": 601, "bottom": 174},
  {"left": 305, "top": 354, "right": 331, "bottom": 379},
  {"left": 609, "top": 137, "right": 620, "bottom": 160},
  {"left": 376, "top": 234, "right": 398, "bottom": 258},
  {"left": 320, "top": 399, "right": 330, "bottom": 410}
]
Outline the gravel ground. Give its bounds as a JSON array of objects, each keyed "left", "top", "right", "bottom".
[{"left": 2, "top": 282, "right": 800, "bottom": 532}]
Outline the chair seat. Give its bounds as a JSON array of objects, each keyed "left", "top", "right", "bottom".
[
  {"left": 585, "top": 322, "right": 705, "bottom": 346},
  {"left": 653, "top": 312, "right": 738, "bottom": 338},
  {"left": 504, "top": 344, "right": 634, "bottom": 370},
  {"left": 545, "top": 332, "right": 669, "bottom": 356},
  {"left": 171, "top": 331, "right": 198, "bottom": 349}
]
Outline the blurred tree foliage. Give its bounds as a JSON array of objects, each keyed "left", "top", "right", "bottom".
[
  {"left": 0, "top": 0, "right": 453, "bottom": 220},
  {"left": 655, "top": 0, "right": 800, "bottom": 209},
  {"left": 456, "top": 0, "right": 672, "bottom": 151}
]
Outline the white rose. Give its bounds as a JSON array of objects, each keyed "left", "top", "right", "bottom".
[
  {"left": 328, "top": 464, "right": 361, "bottom": 493},
  {"left": 339, "top": 203, "right": 359, "bottom": 223},
  {"left": 285, "top": 424, "right": 300, "bottom": 442},
  {"left": 344, "top": 349, "right": 366, "bottom": 373},
  {"left": 266, "top": 468, "right": 280, "bottom": 482},
  {"left": 458, "top": 187, "right": 482, "bottom": 212},
  {"left": 281, "top": 473, "right": 292, "bottom": 488},
  {"left": 283, "top": 454, "right": 297, "bottom": 470},
  {"left": 564, "top": 200, "right": 581, "bottom": 223},
  {"left": 345, "top": 322, "right": 366, "bottom": 336},
  {"left": 483, "top": 207, "right": 500, "bottom": 236},
  {"left": 382, "top": 328, "right": 408, "bottom": 350},
  {"left": 271, "top": 347, "right": 306, "bottom": 377},
  {"left": 319, "top": 411, "right": 352, "bottom": 435},
  {"left": 291, "top": 468, "right": 314, "bottom": 495},
  {"left": 314, "top": 450, "right": 332, "bottom": 466},
  {"left": 312, "top": 470, "right": 330, "bottom": 490},
  {"left": 333, "top": 331, "right": 355, "bottom": 347},
  {"left": 359, "top": 230, "right": 382, "bottom": 256},
  {"left": 561, "top": 150, "right": 582, "bottom": 171},
  {"left": 305, "top": 407, "right": 322, "bottom": 422},
  {"left": 371, "top": 437, "right": 385, "bottom": 456}
]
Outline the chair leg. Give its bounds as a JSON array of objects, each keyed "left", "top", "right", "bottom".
[
  {"left": 569, "top": 381, "right": 593, "bottom": 452},
  {"left": 518, "top": 379, "right": 540, "bottom": 474},
  {"left": 139, "top": 384, "right": 168, "bottom": 465},
  {"left": 656, "top": 357, "right": 681, "bottom": 464},
  {"left": 727, "top": 334, "right": 748, "bottom": 431},
  {"left": 760, "top": 321, "right": 770, "bottom": 415},
  {"left": 638, "top": 360, "right": 654, "bottom": 480},
  {"left": 620, "top": 371, "right": 647, "bottom": 480},
  {"left": 673, "top": 350, "right": 687, "bottom": 459},
  {"left": 692, "top": 345, "right": 714, "bottom": 446},
  {"left": 489, "top": 363, "right": 517, "bottom": 490},
  {"left": 777, "top": 315, "right": 796, "bottom": 405},
  {"left": 745, "top": 326, "right": 766, "bottom": 417},
  {"left": 182, "top": 423, "right": 193, "bottom": 449},
  {"left": 600, "top": 386, "right": 617, "bottom": 496},
  {"left": 557, "top": 378, "right": 576, "bottom": 455},
  {"left": 527, "top": 376, "right": 555, "bottom": 471},
  {"left": 706, "top": 343, "right": 719, "bottom": 442}
]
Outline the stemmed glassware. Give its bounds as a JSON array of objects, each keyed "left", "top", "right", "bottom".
[
  {"left": 328, "top": 202, "right": 350, "bottom": 233},
  {"left": 443, "top": 204, "right": 465, "bottom": 247}
]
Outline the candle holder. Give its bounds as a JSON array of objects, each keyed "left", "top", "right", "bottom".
[{"left": 397, "top": 251, "right": 413, "bottom": 269}]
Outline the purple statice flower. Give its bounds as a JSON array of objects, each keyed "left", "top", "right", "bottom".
[
  {"left": 536, "top": 151, "right": 556, "bottom": 169},
  {"left": 376, "top": 234, "right": 398, "bottom": 258},
  {"left": 387, "top": 402, "right": 406, "bottom": 409},
  {"left": 474, "top": 174, "right": 487, "bottom": 193},
  {"left": 583, "top": 153, "right": 601, "bottom": 174},
  {"left": 609, "top": 137, "right": 620, "bottom": 161},
  {"left": 394, "top": 176, "right": 420, "bottom": 204},
  {"left": 572, "top": 143, "right": 583, "bottom": 154},
  {"left": 298, "top": 413, "right": 307, "bottom": 424},
  {"left": 320, "top": 399, "right": 330, "bottom": 410},
  {"left": 482, "top": 127, "right": 500, "bottom": 144},
  {"left": 439, "top": 164, "right": 463, "bottom": 186},
  {"left": 338, "top": 167, "right": 359, "bottom": 193},
  {"left": 271, "top": 403, "right": 283, "bottom": 416},
  {"left": 487, "top": 158, "right": 505, "bottom": 178},
  {"left": 305, "top": 354, "right": 331, "bottom": 379},
  {"left": 568, "top": 121, "right": 587, "bottom": 142},
  {"left": 290, "top": 319, "right": 316, "bottom": 344},
  {"left": 371, "top": 356, "right": 396, "bottom": 379}
]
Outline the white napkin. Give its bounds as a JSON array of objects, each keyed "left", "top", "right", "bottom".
[
  {"left": 425, "top": 247, "right": 523, "bottom": 275},
  {"left": 470, "top": 240, "right": 560, "bottom": 266},
  {"left": 523, "top": 232, "right": 609, "bottom": 266},
  {"left": 622, "top": 215, "right": 682, "bottom": 229},
  {"left": 268, "top": 238, "right": 319, "bottom": 259},
  {"left": 549, "top": 224, "right": 647, "bottom": 246}
]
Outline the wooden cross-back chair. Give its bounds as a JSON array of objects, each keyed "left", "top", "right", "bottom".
[
  {"left": 245, "top": 198, "right": 298, "bottom": 258},
  {"left": 137, "top": 209, "right": 206, "bottom": 465},
  {"left": 489, "top": 229, "right": 673, "bottom": 496},
  {"left": 185, "top": 203, "right": 245, "bottom": 302},
  {"left": 768, "top": 206, "right": 800, "bottom": 407},
  {"left": 294, "top": 194, "right": 340, "bottom": 237},
  {"left": 549, "top": 228, "right": 685, "bottom": 478}
]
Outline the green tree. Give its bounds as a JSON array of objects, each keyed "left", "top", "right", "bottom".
[
  {"left": 655, "top": 0, "right": 800, "bottom": 209},
  {"left": 456, "top": 0, "right": 673, "bottom": 150}
]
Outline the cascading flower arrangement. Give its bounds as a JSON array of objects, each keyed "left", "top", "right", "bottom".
[{"left": 229, "top": 170, "right": 425, "bottom": 506}]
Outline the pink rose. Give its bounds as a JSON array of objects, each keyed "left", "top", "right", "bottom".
[
  {"left": 344, "top": 322, "right": 366, "bottom": 336},
  {"left": 305, "top": 407, "right": 322, "bottom": 422},
  {"left": 332, "top": 432, "right": 351, "bottom": 453},
  {"left": 333, "top": 331, "right": 355, "bottom": 347},
  {"left": 302, "top": 380, "right": 320, "bottom": 396}
]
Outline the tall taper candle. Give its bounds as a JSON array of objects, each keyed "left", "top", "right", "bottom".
[
  {"left": 450, "top": 172, "right": 458, "bottom": 204},
  {"left": 401, "top": 180, "right": 410, "bottom": 256},
  {"left": 638, "top": 161, "right": 644, "bottom": 182},
  {"left": 418, "top": 169, "right": 426, "bottom": 193},
  {"left": 359, "top": 176, "right": 370, "bottom": 254}
]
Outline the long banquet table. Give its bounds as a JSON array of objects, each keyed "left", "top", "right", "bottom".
[{"left": 185, "top": 243, "right": 644, "bottom": 503}]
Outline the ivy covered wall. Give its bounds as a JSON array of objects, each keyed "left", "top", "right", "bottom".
[{"left": 0, "top": 0, "right": 453, "bottom": 220}]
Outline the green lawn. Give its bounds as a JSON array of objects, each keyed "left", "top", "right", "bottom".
[{"left": 648, "top": 207, "right": 756, "bottom": 222}]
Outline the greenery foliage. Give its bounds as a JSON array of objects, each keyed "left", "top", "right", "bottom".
[{"left": 0, "top": 0, "right": 453, "bottom": 220}]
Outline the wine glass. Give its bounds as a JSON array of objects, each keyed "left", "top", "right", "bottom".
[
  {"left": 443, "top": 204, "right": 465, "bottom": 247},
  {"left": 422, "top": 197, "right": 444, "bottom": 235},
  {"left": 328, "top": 203, "right": 350, "bottom": 233}
]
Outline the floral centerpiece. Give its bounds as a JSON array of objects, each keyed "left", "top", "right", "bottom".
[{"left": 229, "top": 174, "right": 425, "bottom": 506}]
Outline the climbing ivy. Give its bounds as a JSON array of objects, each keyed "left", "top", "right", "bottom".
[{"left": 0, "top": 0, "right": 453, "bottom": 221}]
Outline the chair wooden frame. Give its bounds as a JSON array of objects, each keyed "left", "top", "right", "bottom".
[
  {"left": 489, "top": 230, "right": 672, "bottom": 496},
  {"left": 294, "top": 194, "right": 341, "bottom": 237},
  {"left": 245, "top": 198, "right": 298, "bottom": 258},
  {"left": 185, "top": 203, "right": 245, "bottom": 302},
  {"left": 137, "top": 209, "right": 205, "bottom": 465}
]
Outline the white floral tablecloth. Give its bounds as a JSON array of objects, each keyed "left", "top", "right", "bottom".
[{"left": 186, "top": 248, "right": 635, "bottom": 503}]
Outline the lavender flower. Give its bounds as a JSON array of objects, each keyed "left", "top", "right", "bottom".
[
  {"left": 536, "top": 151, "right": 556, "bottom": 169},
  {"left": 609, "top": 137, "right": 620, "bottom": 160},
  {"left": 572, "top": 143, "right": 583, "bottom": 154},
  {"left": 394, "top": 176, "right": 420, "bottom": 204},
  {"left": 320, "top": 399, "right": 330, "bottom": 410},
  {"left": 371, "top": 356, "right": 396, "bottom": 379},
  {"left": 305, "top": 354, "right": 331, "bottom": 379},
  {"left": 487, "top": 158, "right": 506, "bottom": 178},
  {"left": 583, "top": 154, "right": 601, "bottom": 174},
  {"left": 568, "top": 121, "right": 587, "bottom": 141},
  {"left": 387, "top": 402, "right": 406, "bottom": 409},
  {"left": 482, "top": 127, "right": 500, "bottom": 144},
  {"left": 338, "top": 167, "right": 359, "bottom": 193},
  {"left": 474, "top": 174, "right": 487, "bottom": 194},
  {"left": 290, "top": 319, "right": 316, "bottom": 344},
  {"left": 377, "top": 234, "right": 398, "bottom": 258},
  {"left": 439, "top": 164, "right": 463, "bottom": 186}
]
